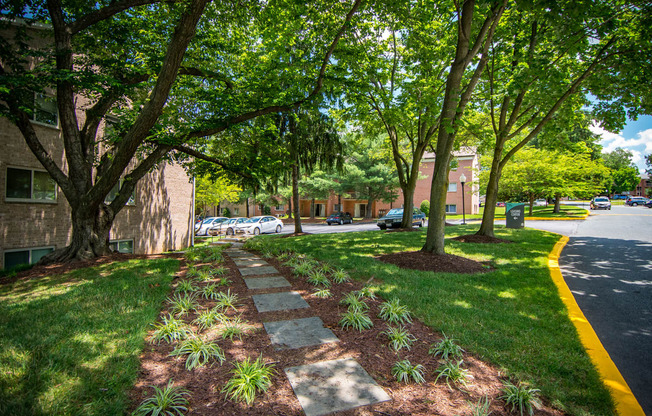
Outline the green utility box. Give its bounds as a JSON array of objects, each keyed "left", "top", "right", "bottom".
[{"left": 505, "top": 203, "right": 525, "bottom": 229}]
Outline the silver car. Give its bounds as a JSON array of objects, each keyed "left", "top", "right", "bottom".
[
  {"left": 590, "top": 197, "right": 611, "bottom": 210},
  {"left": 238, "top": 216, "right": 284, "bottom": 235}
]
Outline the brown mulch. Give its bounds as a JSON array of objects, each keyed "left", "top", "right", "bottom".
[
  {"left": 278, "top": 232, "right": 313, "bottom": 238},
  {"left": 452, "top": 234, "right": 512, "bottom": 244},
  {"left": 377, "top": 251, "right": 492, "bottom": 274},
  {"left": 130, "top": 251, "right": 562, "bottom": 416}
]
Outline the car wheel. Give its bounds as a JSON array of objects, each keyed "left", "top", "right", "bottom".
[
  {"left": 379, "top": 225, "right": 386, "bottom": 230},
  {"left": 633, "top": 203, "right": 638, "bottom": 206},
  {"left": 339, "top": 219, "right": 343, "bottom": 225},
  {"left": 327, "top": 222, "right": 331, "bottom": 225},
  {"left": 226, "top": 228, "right": 233, "bottom": 235},
  {"left": 419, "top": 219, "right": 424, "bottom": 227},
  {"left": 275, "top": 225, "right": 281, "bottom": 233},
  {"left": 253, "top": 227, "right": 260, "bottom": 235}
]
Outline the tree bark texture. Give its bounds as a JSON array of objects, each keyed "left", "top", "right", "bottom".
[{"left": 291, "top": 162, "right": 303, "bottom": 233}]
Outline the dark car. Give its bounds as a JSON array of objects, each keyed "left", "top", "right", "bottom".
[
  {"left": 625, "top": 196, "right": 648, "bottom": 206},
  {"left": 377, "top": 208, "right": 426, "bottom": 230},
  {"left": 590, "top": 197, "right": 611, "bottom": 210},
  {"left": 326, "top": 212, "right": 353, "bottom": 225},
  {"left": 645, "top": 199, "right": 652, "bottom": 208}
]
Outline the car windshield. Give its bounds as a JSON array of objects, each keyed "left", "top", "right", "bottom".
[
  {"left": 244, "top": 217, "right": 262, "bottom": 223},
  {"left": 387, "top": 208, "right": 403, "bottom": 216},
  {"left": 595, "top": 197, "right": 609, "bottom": 202}
]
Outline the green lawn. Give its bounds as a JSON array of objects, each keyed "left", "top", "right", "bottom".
[
  {"left": 445, "top": 204, "right": 588, "bottom": 220},
  {"left": 259, "top": 226, "right": 614, "bottom": 416},
  {"left": 0, "top": 258, "right": 180, "bottom": 415}
]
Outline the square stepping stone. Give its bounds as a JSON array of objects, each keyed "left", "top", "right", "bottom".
[
  {"left": 225, "top": 250, "right": 256, "bottom": 258},
  {"left": 252, "top": 291, "right": 309, "bottom": 313},
  {"left": 233, "top": 258, "right": 269, "bottom": 267},
  {"left": 285, "top": 358, "right": 391, "bottom": 416},
  {"left": 239, "top": 266, "right": 278, "bottom": 276},
  {"left": 264, "top": 317, "right": 339, "bottom": 350},
  {"left": 243, "top": 276, "right": 291, "bottom": 290}
]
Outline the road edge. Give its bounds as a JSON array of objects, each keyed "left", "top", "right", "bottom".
[{"left": 548, "top": 236, "right": 644, "bottom": 416}]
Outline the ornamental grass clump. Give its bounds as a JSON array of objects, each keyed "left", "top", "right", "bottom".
[
  {"left": 435, "top": 360, "right": 473, "bottom": 389},
  {"left": 221, "top": 316, "right": 249, "bottom": 341},
  {"left": 192, "top": 309, "right": 227, "bottom": 332},
  {"left": 340, "top": 292, "right": 368, "bottom": 312},
  {"left": 354, "top": 285, "right": 377, "bottom": 299},
  {"left": 167, "top": 293, "right": 200, "bottom": 317},
  {"left": 391, "top": 360, "right": 425, "bottom": 384},
  {"left": 339, "top": 309, "right": 373, "bottom": 331},
  {"left": 170, "top": 337, "right": 225, "bottom": 370},
  {"left": 468, "top": 396, "right": 493, "bottom": 416},
  {"left": 215, "top": 289, "right": 239, "bottom": 311},
  {"left": 499, "top": 381, "right": 542, "bottom": 416},
  {"left": 331, "top": 269, "right": 350, "bottom": 284},
  {"left": 201, "top": 283, "right": 221, "bottom": 300},
  {"left": 379, "top": 298, "right": 412, "bottom": 324},
  {"left": 222, "top": 356, "right": 275, "bottom": 405},
  {"left": 133, "top": 380, "right": 190, "bottom": 416},
  {"left": 293, "top": 261, "right": 315, "bottom": 277},
  {"left": 276, "top": 251, "right": 293, "bottom": 261},
  {"left": 306, "top": 270, "right": 331, "bottom": 287},
  {"left": 312, "top": 288, "right": 333, "bottom": 298},
  {"left": 429, "top": 334, "right": 465, "bottom": 361},
  {"left": 151, "top": 314, "right": 193, "bottom": 345},
  {"left": 382, "top": 325, "right": 417, "bottom": 352},
  {"left": 215, "top": 276, "right": 232, "bottom": 287},
  {"left": 210, "top": 266, "right": 228, "bottom": 276},
  {"left": 175, "top": 279, "right": 198, "bottom": 294}
]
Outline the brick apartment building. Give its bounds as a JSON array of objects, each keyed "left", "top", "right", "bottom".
[
  {"left": 0, "top": 24, "right": 194, "bottom": 270},
  {"left": 295, "top": 149, "right": 480, "bottom": 218}
]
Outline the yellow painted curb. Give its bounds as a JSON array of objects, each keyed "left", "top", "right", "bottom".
[{"left": 549, "top": 236, "right": 644, "bottom": 416}]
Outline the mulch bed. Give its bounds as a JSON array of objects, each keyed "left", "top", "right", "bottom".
[
  {"left": 377, "top": 251, "right": 492, "bottom": 274},
  {"left": 129, "top": 249, "right": 562, "bottom": 415},
  {"left": 452, "top": 234, "right": 512, "bottom": 244}
]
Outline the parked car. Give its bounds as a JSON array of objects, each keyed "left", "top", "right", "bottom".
[
  {"left": 496, "top": 202, "right": 506, "bottom": 207},
  {"left": 612, "top": 194, "right": 628, "bottom": 200},
  {"left": 534, "top": 199, "right": 547, "bottom": 207},
  {"left": 220, "top": 217, "right": 248, "bottom": 235},
  {"left": 326, "top": 212, "right": 353, "bottom": 225},
  {"left": 206, "top": 217, "right": 233, "bottom": 236},
  {"left": 377, "top": 208, "right": 426, "bottom": 230},
  {"left": 645, "top": 199, "right": 652, "bottom": 208},
  {"left": 195, "top": 217, "right": 228, "bottom": 236},
  {"left": 238, "top": 216, "right": 284, "bottom": 235},
  {"left": 625, "top": 196, "right": 648, "bottom": 206},
  {"left": 590, "top": 197, "right": 611, "bottom": 210}
]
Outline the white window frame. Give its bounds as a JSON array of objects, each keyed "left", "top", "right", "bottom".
[
  {"left": 109, "top": 239, "right": 134, "bottom": 254},
  {"left": 445, "top": 204, "right": 457, "bottom": 214},
  {"left": 333, "top": 204, "right": 341, "bottom": 212},
  {"left": 448, "top": 183, "right": 457, "bottom": 192},
  {"left": 5, "top": 166, "right": 58, "bottom": 203},
  {"left": 29, "top": 93, "right": 59, "bottom": 128},
  {"left": 275, "top": 205, "right": 284, "bottom": 211},
  {"left": 3, "top": 246, "right": 55, "bottom": 269},
  {"left": 233, "top": 208, "right": 240, "bottom": 215}
]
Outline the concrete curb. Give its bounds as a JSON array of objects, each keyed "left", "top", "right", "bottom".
[{"left": 548, "top": 236, "right": 644, "bottom": 416}]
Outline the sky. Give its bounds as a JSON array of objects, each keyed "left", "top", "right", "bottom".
[{"left": 589, "top": 115, "right": 652, "bottom": 174}]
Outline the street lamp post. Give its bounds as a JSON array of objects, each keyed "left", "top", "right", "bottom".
[{"left": 459, "top": 173, "right": 467, "bottom": 225}]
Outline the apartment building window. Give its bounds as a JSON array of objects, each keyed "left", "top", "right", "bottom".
[
  {"left": 30, "top": 93, "right": 59, "bottom": 126},
  {"left": 105, "top": 179, "right": 136, "bottom": 205},
  {"left": 445, "top": 204, "right": 457, "bottom": 214},
  {"left": 233, "top": 208, "right": 239, "bottom": 215},
  {"left": 333, "top": 204, "right": 341, "bottom": 211},
  {"left": 109, "top": 239, "right": 134, "bottom": 254},
  {"left": 5, "top": 167, "right": 57, "bottom": 202},
  {"left": 3, "top": 246, "right": 54, "bottom": 270},
  {"left": 448, "top": 183, "right": 457, "bottom": 192},
  {"left": 275, "top": 205, "right": 284, "bottom": 211}
]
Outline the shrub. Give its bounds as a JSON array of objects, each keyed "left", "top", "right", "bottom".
[
  {"left": 429, "top": 334, "right": 465, "bottom": 361},
  {"left": 151, "top": 314, "right": 193, "bottom": 345},
  {"left": 222, "top": 356, "right": 275, "bottom": 405},
  {"left": 223, "top": 207, "right": 231, "bottom": 218},
  {"left": 133, "top": 380, "right": 190, "bottom": 416},
  {"left": 499, "top": 381, "right": 542, "bottom": 416},
  {"left": 170, "top": 337, "right": 225, "bottom": 370},
  {"left": 379, "top": 298, "right": 412, "bottom": 324},
  {"left": 435, "top": 360, "right": 473, "bottom": 389},
  {"left": 339, "top": 309, "right": 373, "bottom": 331},
  {"left": 167, "top": 293, "right": 200, "bottom": 317},
  {"left": 420, "top": 200, "right": 430, "bottom": 216},
  {"left": 391, "top": 360, "right": 425, "bottom": 384},
  {"left": 382, "top": 325, "right": 417, "bottom": 352}
]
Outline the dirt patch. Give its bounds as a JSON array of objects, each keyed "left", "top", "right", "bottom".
[
  {"left": 130, "top": 251, "right": 562, "bottom": 416},
  {"left": 278, "top": 232, "right": 313, "bottom": 238},
  {"left": 452, "top": 234, "right": 512, "bottom": 244},
  {"left": 377, "top": 251, "right": 491, "bottom": 274}
]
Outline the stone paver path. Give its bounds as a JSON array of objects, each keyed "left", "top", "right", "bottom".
[
  {"left": 224, "top": 248, "right": 390, "bottom": 415},
  {"left": 285, "top": 358, "right": 391, "bottom": 416},
  {"left": 243, "top": 276, "right": 291, "bottom": 290},
  {"left": 264, "top": 317, "right": 339, "bottom": 350}
]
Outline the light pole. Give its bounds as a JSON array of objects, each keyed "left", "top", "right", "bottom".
[{"left": 459, "top": 173, "right": 467, "bottom": 225}]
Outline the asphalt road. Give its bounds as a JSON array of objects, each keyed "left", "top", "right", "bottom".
[{"left": 554, "top": 205, "right": 652, "bottom": 415}]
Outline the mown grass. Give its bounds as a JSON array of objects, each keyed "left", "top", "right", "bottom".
[
  {"left": 0, "top": 257, "right": 180, "bottom": 416},
  {"left": 445, "top": 204, "right": 588, "bottom": 220},
  {"left": 260, "top": 226, "right": 614, "bottom": 416}
]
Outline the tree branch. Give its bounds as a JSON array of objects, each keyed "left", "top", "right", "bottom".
[
  {"left": 70, "top": 0, "right": 180, "bottom": 35},
  {"left": 171, "top": 144, "right": 254, "bottom": 179}
]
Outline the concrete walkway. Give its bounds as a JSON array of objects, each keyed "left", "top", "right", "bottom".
[{"left": 224, "top": 248, "right": 390, "bottom": 416}]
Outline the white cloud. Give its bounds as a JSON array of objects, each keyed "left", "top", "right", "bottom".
[{"left": 589, "top": 124, "right": 652, "bottom": 172}]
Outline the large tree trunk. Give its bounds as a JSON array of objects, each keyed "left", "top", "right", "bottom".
[
  {"left": 423, "top": 155, "right": 452, "bottom": 253},
  {"left": 554, "top": 193, "right": 561, "bottom": 213},
  {"left": 39, "top": 203, "right": 114, "bottom": 264},
  {"left": 287, "top": 197, "right": 292, "bottom": 219},
  {"left": 401, "top": 185, "right": 415, "bottom": 228},
  {"left": 366, "top": 197, "right": 374, "bottom": 219},
  {"left": 246, "top": 197, "right": 250, "bottom": 217},
  {"left": 291, "top": 162, "right": 303, "bottom": 233},
  {"left": 310, "top": 198, "right": 316, "bottom": 219},
  {"left": 477, "top": 144, "right": 505, "bottom": 237},
  {"left": 528, "top": 194, "right": 534, "bottom": 216}
]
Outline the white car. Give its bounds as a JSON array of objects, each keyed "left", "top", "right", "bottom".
[
  {"left": 534, "top": 199, "right": 547, "bottom": 207},
  {"left": 195, "top": 217, "right": 228, "bottom": 236},
  {"left": 238, "top": 216, "right": 284, "bottom": 235},
  {"left": 221, "top": 217, "right": 248, "bottom": 235}
]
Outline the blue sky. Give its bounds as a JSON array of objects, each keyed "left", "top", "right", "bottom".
[{"left": 590, "top": 115, "right": 652, "bottom": 174}]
